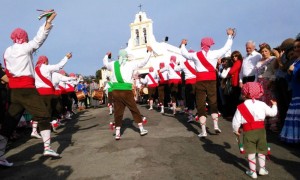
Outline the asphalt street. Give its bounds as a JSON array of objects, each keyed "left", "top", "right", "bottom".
[{"left": 0, "top": 104, "right": 299, "bottom": 180}]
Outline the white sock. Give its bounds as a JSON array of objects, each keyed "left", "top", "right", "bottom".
[
  {"left": 212, "top": 113, "right": 219, "bottom": 129},
  {"left": 115, "top": 127, "right": 121, "bottom": 136},
  {"left": 161, "top": 105, "right": 164, "bottom": 113},
  {"left": 40, "top": 130, "right": 51, "bottom": 150},
  {"left": 149, "top": 100, "right": 153, "bottom": 109},
  {"left": 199, "top": 116, "right": 207, "bottom": 134},
  {"left": 248, "top": 153, "right": 257, "bottom": 173},
  {"left": 258, "top": 153, "right": 266, "bottom": 169},
  {"left": 31, "top": 121, "right": 38, "bottom": 134},
  {"left": 138, "top": 123, "right": 144, "bottom": 132}
]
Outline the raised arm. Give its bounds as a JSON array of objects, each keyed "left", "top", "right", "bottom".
[
  {"left": 27, "top": 12, "right": 57, "bottom": 53},
  {"left": 137, "top": 46, "right": 153, "bottom": 68},
  {"left": 46, "top": 52, "right": 72, "bottom": 72},
  {"left": 103, "top": 52, "right": 113, "bottom": 70}
]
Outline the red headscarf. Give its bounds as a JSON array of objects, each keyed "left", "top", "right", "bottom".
[
  {"left": 242, "top": 82, "right": 264, "bottom": 102},
  {"left": 69, "top": 73, "right": 76, "bottom": 77},
  {"left": 36, "top": 56, "right": 48, "bottom": 67},
  {"left": 11, "top": 28, "right": 29, "bottom": 44},
  {"left": 159, "top": 62, "right": 165, "bottom": 69},
  {"left": 201, "top": 37, "right": 215, "bottom": 53},
  {"left": 149, "top": 67, "right": 154, "bottom": 72},
  {"left": 59, "top": 69, "right": 66, "bottom": 75},
  {"left": 170, "top": 56, "right": 176, "bottom": 63}
]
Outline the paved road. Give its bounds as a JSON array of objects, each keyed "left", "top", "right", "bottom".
[{"left": 1, "top": 104, "right": 299, "bottom": 180}]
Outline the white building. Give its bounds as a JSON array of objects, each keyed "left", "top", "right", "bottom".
[{"left": 101, "top": 10, "right": 186, "bottom": 84}]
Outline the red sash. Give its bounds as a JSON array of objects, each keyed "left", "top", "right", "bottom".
[
  {"left": 184, "top": 60, "right": 197, "bottom": 75},
  {"left": 147, "top": 73, "right": 158, "bottom": 87},
  {"left": 65, "top": 84, "right": 75, "bottom": 93},
  {"left": 35, "top": 66, "right": 55, "bottom": 95},
  {"left": 4, "top": 57, "right": 35, "bottom": 88},
  {"left": 196, "top": 51, "right": 216, "bottom": 81},
  {"left": 158, "top": 70, "right": 167, "bottom": 84},
  {"left": 237, "top": 103, "right": 265, "bottom": 132},
  {"left": 169, "top": 63, "right": 181, "bottom": 77}
]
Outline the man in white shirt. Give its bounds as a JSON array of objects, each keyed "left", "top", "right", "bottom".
[{"left": 239, "top": 41, "right": 262, "bottom": 87}]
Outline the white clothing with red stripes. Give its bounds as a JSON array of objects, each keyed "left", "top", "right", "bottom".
[
  {"left": 232, "top": 99, "right": 277, "bottom": 133},
  {"left": 52, "top": 72, "right": 73, "bottom": 94},
  {"left": 180, "top": 36, "right": 233, "bottom": 73},
  {"left": 174, "top": 59, "right": 196, "bottom": 83},
  {"left": 140, "top": 71, "right": 159, "bottom": 87},
  {"left": 4, "top": 22, "right": 52, "bottom": 88},
  {"left": 160, "top": 62, "right": 181, "bottom": 81},
  {"left": 35, "top": 56, "right": 69, "bottom": 95}
]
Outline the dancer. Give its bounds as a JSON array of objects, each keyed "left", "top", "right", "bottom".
[
  {"left": 104, "top": 77, "right": 114, "bottom": 115},
  {"left": 159, "top": 56, "right": 182, "bottom": 115},
  {"left": 103, "top": 46, "right": 153, "bottom": 140},
  {"left": 33, "top": 53, "right": 72, "bottom": 138},
  {"left": 180, "top": 28, "right": 235, "bottom": 137},
  {"left": 157, "top": 62, "right": 169, "bottom": 113},
  {"left": 0, "top": 12, "right": 58, "bottom": 167},
  {"left": 232, "top": 82, "right": 277, "bottom": 178},
  {"left": 174, "top": 50, "right": 197, "bottom": 122},
  {"left": 140, "top": 67, "right": 159, "bottom": 110}
]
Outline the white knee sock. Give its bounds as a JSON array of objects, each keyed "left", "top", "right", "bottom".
[
  {"left": 211, "top": 113, "right": 219, "bottom": 129},
  {"left": 258, "top": 153, "right": 266, "bottom": 169},
  {"left": 40, "top": 130, "right": 51, "bottom": 150},
  {"left": 138, "top": 123, "right": 144, "bottom": 132},
  {"left": 248, "top": 153, "right": 257, "bottom": 173},
  {"left": 199, "top": 116, "right": 207, "bottom": 133},
  {"left": 115, "top": 127, "right": 121, "bottom": 137},
  {"left": 31, "top": 121, "right": 39, "bottom": 134},
  {"left": 149, "top": 100, "right": 153, "bottom": 109}
]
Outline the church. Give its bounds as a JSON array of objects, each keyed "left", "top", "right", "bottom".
[{"left": 100, "top": 10, "right": 186, "bottom": 85}]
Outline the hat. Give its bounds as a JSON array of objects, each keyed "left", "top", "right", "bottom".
[
  {"left": 69, "top": 73, "right": 76, "bottom": 77},
  {"left": 159, "top": 62, "right": 165, "bottom": 68},
  {"left": 201, "top": 37, "right": 215, "bottom": 52},
  {"left": 11, "top": 28, "right": 28, "bottom": 44},
  {"left": 170, "top": 56, "right": 176, "bottom": 63},
  {"left": 59, "top": 69, "right": 66, "bottom": 75},
  {"left": 279, "top": 38, "right": 295, "bottom": 51},
  {"left": 242, "top": 82, "right": 264, "bottom": 101},
  {"left": 149, "top": 67, "right": 154, "bottom": 72},
  {"left": 36, "top": 56, "right": 48, "bottom": 67}
]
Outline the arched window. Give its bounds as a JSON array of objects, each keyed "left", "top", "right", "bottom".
[
  {"left": 143, "top": 28, "right": 147, "bottom": 44},
  {"left": 135, "top": 29, "right": 140, "bottom": 46}
]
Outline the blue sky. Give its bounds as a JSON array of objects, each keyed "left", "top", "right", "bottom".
[{"left": 0, "top": 0, "right": 299, "bottom": 76}]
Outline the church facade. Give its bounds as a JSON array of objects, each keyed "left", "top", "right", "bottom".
[{"left": 100, "top": 10, "right": 186, "bottom": 87}]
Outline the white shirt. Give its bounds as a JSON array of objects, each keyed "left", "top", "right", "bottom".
[
  {"left": 160, "top": 62, "right": 181, "bottom": 80},
  {"left": 4, "top": 22, "right": 52, "bottom": 78},
  {"left": 35, "top": 56, "right": 68, "bottom": 88},
  {"left": 140, "top": 71, "right": 159, "bottom": 86},
  {"left": 232, "top": 99, "right": 277, "bottom": 132},
  {"left": 103, "top": 52, "right": 151, "bottom": 84},
  {"left": 180, "top": 35, "right": 233, "bottom": 72},
  {"left": 174, "top": 59, "right": 196, "bottom": 80},
  {"left": 52, "top": 72, "right": 73, "bottom": 90},
  {"left": 239, "top": 51, "right": 262, "bottom": 82}
]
